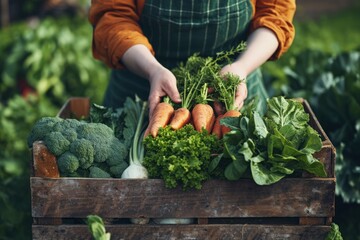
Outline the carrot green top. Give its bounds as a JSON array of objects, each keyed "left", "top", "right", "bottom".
[{"left": 88, "top": 0, "right": 296, "bottom": 69}]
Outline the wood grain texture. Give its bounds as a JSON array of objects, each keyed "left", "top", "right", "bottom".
[
  {"left": 32, "top": 224, "right": 331, "bottom": 240},
  {"left": 31, "top": 178, "right": 335, "bottom": 219},
  {"left": 32, "top": 141, "right": 59, "bottom": 178}
]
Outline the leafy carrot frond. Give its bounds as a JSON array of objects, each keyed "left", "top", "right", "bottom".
[
  {"left": 212, "top": 73, "right": 245, "bottom": 111},
  {"left": 172, "top": 41, "right": 246, "bottom": 110},
  {"left": 195, "top": 83, "right": 212, "bottom": 105}
]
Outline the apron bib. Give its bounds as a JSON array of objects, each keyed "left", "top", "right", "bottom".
[{"left": 104, "top": 0, "right": 268, "bottom": 113}]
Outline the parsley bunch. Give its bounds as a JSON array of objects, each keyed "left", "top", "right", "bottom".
[{"left": 143, "top": 125, "right": 222, "bottom": 190}]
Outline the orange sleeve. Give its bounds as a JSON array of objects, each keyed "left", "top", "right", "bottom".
[
  {"left": 249, "top": 0, "right": 296, "bottom": 60},
  {"left": 88, "top": 0, "right": 152, "bottom": 69}
]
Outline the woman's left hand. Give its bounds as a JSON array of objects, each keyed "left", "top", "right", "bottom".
[{"left": 219, "top": 63, "right": 248, "bottom": 111}]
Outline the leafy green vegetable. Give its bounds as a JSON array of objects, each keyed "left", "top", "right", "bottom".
[
  {"left": 89, "top": 95, "right": 147, "bottom": 152},
  {"left": 268, "top": 49, "right": 360, "bottom": 203},
  {"left": 325, "top": 223, "right": 343, "bottom": 240},
  {"left": 86, "top": 215, "right": 111, "bottom": 240},
  {"left": 28, "top": 118, "right": 128, "bottom": 178},
  {"left": 143, "top": 125, "right": 222, "bottom": 190},
  {"left": 216, "top": 96, "right": 326, "bottom": 185}
]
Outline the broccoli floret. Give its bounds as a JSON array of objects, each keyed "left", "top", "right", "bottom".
[
  {"left": 62, "top": 128, "right": 78, "bottom": 142},
  {"left": 89, "top": 166, "right": 111, "bottom": 178},
  {"left": 77, "top": 123, "right": 114, "bottom": 163},
  {"left": 109, "top": 162, "right": 129, "bottom": 178},
  {"left": 77, "top": 122, "right": 114, "bottom": 139},
  {"left": 57, "top": 152, "right": 80, "bottom": 176},
  {"left": 70, "top": 138, "right": 94, "bottom": 169},
  {"left": 45, "top": 131, "right": 70, "bottom": 156},
  {"left": 27, "top": 117, "right": 62, "bottom": 147},
  {"left": 53, "top": 119, "right": 83, "bottom": 132},
  {"left": 106, "top": 138, "right": 128, "bottom": 166}
]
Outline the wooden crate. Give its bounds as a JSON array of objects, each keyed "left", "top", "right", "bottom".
[{"left": 31, "top": 97, "right": 336, "bottom": 240}]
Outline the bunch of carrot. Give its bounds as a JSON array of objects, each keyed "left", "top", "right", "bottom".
[
  {"left": 144, "top": 43, "right": 246, "bottom": 139},
  {"left": 210, "top": 73, "right": 244, "bottom": 139}
]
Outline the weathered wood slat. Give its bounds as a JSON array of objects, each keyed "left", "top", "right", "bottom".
[
  {"left": 31, "top": 178, "right": 335, "bottom": 219},
  {"left": 32, "top": 224, "right": 331, "bottom": 240},
  {"left": 56, "top": 97, "right": 90, "bottom": 119}
]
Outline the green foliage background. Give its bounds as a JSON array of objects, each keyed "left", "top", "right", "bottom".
[{"left": 0, "top": 2, "right": 359, "bottom": 240}]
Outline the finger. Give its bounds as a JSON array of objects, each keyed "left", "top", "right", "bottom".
[
  {"left": 165, "top": 81, "right": 181, "bottom": 103},
  {"left": 234, "top": 84, "right": 247, "bottom": 110},
  {"left": 148, "top": 94, "right": 162, "bottom": 119},
  {"left": 167, "top": 89, "right": 181, "bottom": 104}
]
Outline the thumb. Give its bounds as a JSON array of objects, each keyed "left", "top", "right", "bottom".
[{"left": 166, "top": 85, "right": 182, "bottom": 104}]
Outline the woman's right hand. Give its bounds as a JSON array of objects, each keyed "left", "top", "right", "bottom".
[
  {"left": 121, "top": 44, "right": 181, "bottom": 117},
  {"left": 148, "top": 66, "right": 181, "bottom": 118}
]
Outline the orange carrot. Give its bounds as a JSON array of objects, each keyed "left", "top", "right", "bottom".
[
  {"left": 145, "top": 102, "right": 174, "bottom": 138},
  {"left": 221, "top": 109, "right": 241, "bottom": 135},
  {"left": 192, "top": 103, "right": 215, "bottom": 132},
  {"left": 169, "top": 107, "right": 191, "bottom": 130},
  {"left": 207, "top": 112, "right": 216, "bottom": 133},
  {"left": 212, "top": 114, "right": 224, "bottom": 139}
]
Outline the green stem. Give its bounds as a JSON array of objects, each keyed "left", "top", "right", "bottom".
[{"left": 131, "top": 101, "right": 147, "bottom": 165}]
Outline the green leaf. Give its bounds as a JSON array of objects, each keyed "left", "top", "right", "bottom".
[
  {"left": 250, "top": 161, "right": 286, "bottom": 185},
  {"left": 266, "top": 96, "right": 309, "bottom": 129},
  {"left": 270, "top": 163, "right": 294, "bottom": 175},
  {"left": 296, "top": 155, "right": 327, "bottom": 177},
  {"left": 299, "top": 126, "right": 323, "bottom": 154},
  {"left": 223, "top": 131, "right": 245, "bottom": 161},
  {"left": 251, "top": 111, "right": 268, "bottom": 140},
  {"left": 208, "top": 153, "right": 223, "bottom": 173},
  {"left": 224, "top": 161, "right": 245, "bottom": 180},
  {"left": 220, "top": 116, "right": 240, "bottom": 131}
]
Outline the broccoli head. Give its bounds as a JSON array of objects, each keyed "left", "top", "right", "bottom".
[
  {"left": 70, "top": 138, "right": 94, "bottom": 169},
  {"left": 89, "top": 166, "right": 111, "bottom": 178},
  {"left": 106, "top": 138, "right": 128, "bottom": 166},
  {"left": 45, "top": 131, "right": 70, "bottom": 156},
  {"left": 77, "top": 123, "right": 114, "bottom": 163},
  {"left": 57, "top": 152, "right": 80, "bottom": 176},
  {"left": 27, "top": 117, "right": 62, "bottom": 147},
  {"left": 29, "top": 115, "right": 131, "bottom": 179}
]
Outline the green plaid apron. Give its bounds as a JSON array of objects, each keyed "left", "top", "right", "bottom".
[{"left": 104, "top": 0, "right": 268, "bottom": 112}]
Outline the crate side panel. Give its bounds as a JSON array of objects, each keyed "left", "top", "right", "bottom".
[
  {"left": 31, "top": 178, "right": 335, "bottom": 219},
  {"left": 32, "top": 224, "right": 331, "bottom": 240},
  {"left": 57, "top": 97, "right": 90, "bottom": 119}
]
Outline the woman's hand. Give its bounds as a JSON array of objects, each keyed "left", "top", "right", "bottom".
[
  {"left": 220, "top": 63, "right": 248, "bottom": 110},
  {"left": 212, "top": 63, "right": 247, "bottom": 115},
  {"left": 148, "top": 66, "right": 181, "bottom": 118},
  {"left": 214, "top": 27, "right": 279, "bottom": 114},
  {"left": 121, "top": 44, "right": 181, "bottom": 117}
]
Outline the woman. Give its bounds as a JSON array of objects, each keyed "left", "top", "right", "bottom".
[{"left": 88, "top": 0, "right": 296, "bottom": 117}]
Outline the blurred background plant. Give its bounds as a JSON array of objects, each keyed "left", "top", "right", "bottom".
[{"left": 0, "top": 0, "right": 359, "bottom": 239}]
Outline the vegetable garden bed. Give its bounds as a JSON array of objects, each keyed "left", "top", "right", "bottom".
[{"left": 30, "top": 97, "right": 336, "bottom": 240}]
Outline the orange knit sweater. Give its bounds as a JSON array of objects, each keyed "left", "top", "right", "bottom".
[{"left": 89, "top": 0, "right": 296, "bottom": 69}]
